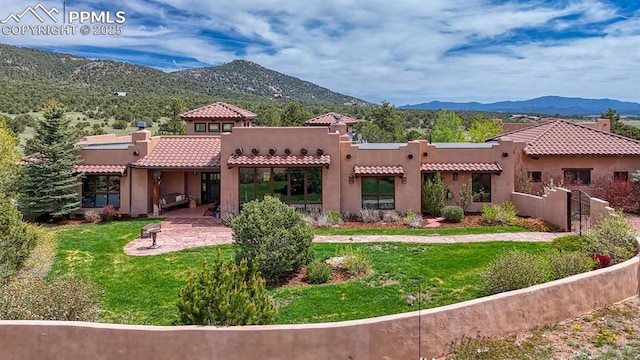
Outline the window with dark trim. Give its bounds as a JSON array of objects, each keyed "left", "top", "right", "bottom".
[
  {"left": 472, "top": 173, "right": 491, "bottom": 202},
  {"left": 208, "top": 123, "right": 220, "bottom": 132},
  {"left": 223, "top": 123, "right": 234, "bottom": 132},
  {"left": 239, "top": 167, "right": 322, "bottom": 208},
  {"left": 361, "top": 176, "right": 395, "bottom": 210},
  {"left": 82, "top": 175, "right": 120, "bottom": 208},
  {"left": 195, "top": 123, "right": 206, "bottom": 132},
  {"left": 528, "top": 171, "right": 542, "bottom": 183},
  {"left": 614, "top": 171, "right": 629, "bottom": 182},
  {"left": 563, "top": 169, "right": 591, "bottom": 185}
]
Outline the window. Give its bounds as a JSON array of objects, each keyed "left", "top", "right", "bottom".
[
  {"left": 563, "top": 169, "right": 591, "bottom": 185},
  {"left": 208, "top": 123, "right": 220, "bottom": 132},
  {"left": 614, "top": 171, "right": 629, "bottom": 182},
  {"left": 472, "top": 173, "right": 491, "bottom": 202},
  {"left": 195, "top": 123, "right": 206, "bottom": 132},
  {"left": 361, "top": 176, "right": 395, "bottom": 210},
  {"left": 528, "top": 171, "right": 542, "bottom": 183},
  {"left": 452, "top": 173, "right": 458, "bottom": 181},
  {"left": 239, "top": 167, "right": 322, "bottom": 208},
  {"left": 223, "top": 123, "right": 234, "bottom": 132},
  {"left": 82, "top": 175, "right": 120, "bottom": 208}
]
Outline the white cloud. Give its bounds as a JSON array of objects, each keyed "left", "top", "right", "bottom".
[{"left": 1, "top": 0, "right": 638, "bottom": 104}]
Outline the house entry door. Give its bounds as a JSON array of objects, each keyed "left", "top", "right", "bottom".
[{"left": 201, "top": 172, "right": 221, "bottom": 204}]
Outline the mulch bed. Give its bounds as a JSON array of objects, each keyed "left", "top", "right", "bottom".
[
  {"left": 285, "top": 266, "right": 367, "bottom": 286},
  {"left": 321, "top": 214, "right": 487, "bottom": 230}
]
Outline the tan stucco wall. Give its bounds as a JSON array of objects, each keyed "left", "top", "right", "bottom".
[
  {"left": 340, "top": 141, "right": 423, "bottom": 214},
  {"left": 519, "top": 155, "right": 640, "bottom": 192},
  {"left": 77, "top": 130, "right": 156, "bottom": 214},
  {"left": 220, "top": 127, "right": 343, "bottom": 213},
  {"left": 511, "top": 187, "right": 571, "bottom": 230},
  {"left": 129, "top": 168, "right": 151, "bottom": 215},
  {"left": 590, "top": 197, "right": 614, "bottom": 223},
  {"left": 422, "top": 140, "right": 516, "bottom": 213},
  {"left": 1, "top": 255, "right": 637, "bottom": 360}
]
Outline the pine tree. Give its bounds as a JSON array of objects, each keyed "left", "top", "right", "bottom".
[
  {"left": 176, "top": 251, "right": 278, "bottom": 326},
  {"left": 0, "top": 117, "right": 21, "bottom": 197},
  {"left": 19, "top": 99, "right": 81, "bottom": 217}
]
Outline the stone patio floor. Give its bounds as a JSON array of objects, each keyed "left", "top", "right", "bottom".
[{"left": 123, "top": 217, "right": 566, "bottom": 256}]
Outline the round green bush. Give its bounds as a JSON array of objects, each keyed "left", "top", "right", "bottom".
[
  {"left": 480, "top": 250, "right": 551, "bottom": 295},
  {"left": 231, "top": 196, "right": 314, "bottom": 283},
  {"left": 306, "top": 261, "right": 332, "bottom": 284},
  {"left": 442, "top": 205, "right": 464, "bottom": 223},
  {"left": 552, "top": 234, "right": 590, "bottom": 252}
]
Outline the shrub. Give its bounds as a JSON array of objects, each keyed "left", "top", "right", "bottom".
[
  {"left": 545, "top": 249, "right": 596, "bottom": 279},
  {"left": 360, "top": 208, "right": 381, "bottom": 223},
  {"left": 482, "top": 202, "right": 518, "bottom": 225},
  {"left": 176, "top": 253, "right": 277, "bottom": 326},
  {"left": 0, "top": 198, "right": 39, "bottom": 280},
  {"left": 584, "top": 211, "right": 638, "bottom": 265},
  {"left": 481, "top": 203, "right": 500, "bottom": 224},
  {"left": 422, "top": 172, "right": 447, "bottom": 216},
  {"left": 454, "top": 180, "right": 474, "bottom": 213},
  {"left": 111, "top": 119, "right": 128, "bottom": 129},
  {"left": 339, "top": 246, "right": 372, "bottom": 275},
  {"left": 306, "top": 261, "right": 332, "bottom": 284},
  {"left": 381, "top": 210, "right": 401, "bottom": 222},
  {"left": 318, "top": 211, "right": 341, "bottom": 228},
  {"left": 442, "top": 205, "right": 464, "bottom": 223},
  {"left": 231, "top": 196, "right": 314, "bottom": 283},
  {"left": 511, "top": 217, "right": 561, "bottom": 232},
  {"left": 100, "top": 204, "right": 119, "bottom": 222},
  {"left": 591, "top": 175, "right": 640, "bottom": 212},
  {"left": 0, "top": 276, "right": 101, "bottom": 321},
  {"left": 497, "top": 201, "right": 518, "bottom": 223},
  {"left": 404, "top": 209, "right": 422, "bottom": 228},
  {"left": 480, "top": 250, "right": 551, "bottom": 295},
  {"left": 590, "top": 253, "right": 611, "bottom": 269},
  {"left": 83, "top": 210, "right": 102, "bottom": 223},
  {"left": 552, "top": 234, "right": 590, "bottom": 252}
]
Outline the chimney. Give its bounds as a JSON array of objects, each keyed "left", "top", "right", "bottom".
[{"left": 329, "top": 122, "right": 347, "bottom": 135}]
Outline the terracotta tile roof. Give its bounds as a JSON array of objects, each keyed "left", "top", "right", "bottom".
[
  {"left": 180, "top": 102, "right": 257, "bottom": 120},
  {"left": 494, "top": 119, "right": 640, "bottom": 156},
  {"left": 421, "top": 162, "right": 502, "bottom": 173},
  {"left": 132, "top": 137, "right": 221, "bottom": 168},
  {"left": 227, "top": 154, "right": 331, "bottom": 167},
  {"left": 354, "top": 165, "right": 404, "bottom": 176},
  {"left": 305, "top": 112, "right": 359, "bottom": 126},
  {"left": 75, "top": 164, "right": 127, "bottom": 175}
]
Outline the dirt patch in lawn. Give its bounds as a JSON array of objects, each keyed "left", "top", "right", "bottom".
[{"left": 285, "top": 266, "right": 367, "bottom": 286}]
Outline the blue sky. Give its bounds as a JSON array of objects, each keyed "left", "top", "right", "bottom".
[{"left": 1, "top": 0, "right": 639, "bottom": 105}]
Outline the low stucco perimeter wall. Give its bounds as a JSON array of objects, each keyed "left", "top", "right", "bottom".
[{"left": 1, "top": 257, "right": 638, "bottom": 360}]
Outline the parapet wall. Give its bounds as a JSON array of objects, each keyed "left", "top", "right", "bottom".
[{"left": 1, "top": 255, "right": 638, "bottom": 359}]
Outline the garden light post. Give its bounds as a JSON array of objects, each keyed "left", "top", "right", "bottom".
[{"left": 406, "top": 282, "right": 423, "bottom": 360}]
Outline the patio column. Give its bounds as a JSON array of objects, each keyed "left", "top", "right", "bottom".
[{"left": 152, "top": 170, "right": 161, "bottom": 216}]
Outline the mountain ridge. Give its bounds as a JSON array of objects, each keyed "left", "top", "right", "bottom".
[{"left": 400, "top": 96, "right": 640, "bottom": 116}]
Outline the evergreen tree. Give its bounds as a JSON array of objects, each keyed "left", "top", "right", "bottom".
[
  {"left": 158, "top": 97, "right": 186, "bottom": 135},
  {"left": 19, "top": 99, "right": 81, "bottom": 217},
  {"left": 176, "top": 251, "right": 278, "bottom": 326},
  {"left": 0, "top": 117, "right": 21, "bottom": 197}
]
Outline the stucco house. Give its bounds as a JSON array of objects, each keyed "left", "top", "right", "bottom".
[{"left": 74, "top": 102, "right": 640, "bottom": 223}]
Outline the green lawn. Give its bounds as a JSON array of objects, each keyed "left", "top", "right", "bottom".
[
  {"left": 313, "top": 225, "right": 528, "bottom": 236},
  {"left": 51, "top": 219, "right": 551, "bottom": 325}
]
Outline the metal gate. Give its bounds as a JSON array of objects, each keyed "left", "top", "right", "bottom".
[{"left": 570, "top": 190, "right": 591, "bottom": 235}]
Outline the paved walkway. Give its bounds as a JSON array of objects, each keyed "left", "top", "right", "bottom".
[{"left": 124, "top": 217, "right": 567, "bottom": 256}]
